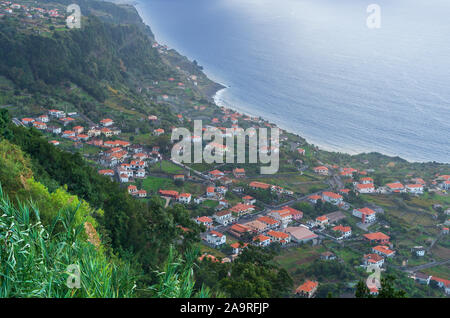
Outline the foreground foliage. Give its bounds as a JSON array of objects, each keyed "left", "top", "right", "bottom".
[{"left": 0, "top": 185, "right": 136, "bottom": 297}]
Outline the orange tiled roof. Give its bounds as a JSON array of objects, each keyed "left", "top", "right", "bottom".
[
  {"left": 363, "top": 232, "right": 390, "bottom": 241},
  {"left": 357, "top": 207, "right": 376, "bottom": 215},
  {"left": 267, "top": 230, "right": 289, "bottom": 239},
  {"left": 322, "top": 192, "right": 343, "bottom": 199},
  {"left": 296, "top": 280, "right": 318, "bottom": 293}
]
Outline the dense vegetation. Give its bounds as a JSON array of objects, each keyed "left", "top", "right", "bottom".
[
  {"left": 195, "top": 246, "right": 293, "bottom": 298},
  {"left": 0, "top": 15, "right": 172, "bottom": 100},
  {"left": 0, "top": 185, "right": 136, "bottom": 297},
  {"left": 1, "top": 103, "right": 294, "bottom": 297}
]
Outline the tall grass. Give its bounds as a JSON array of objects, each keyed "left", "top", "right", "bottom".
[
  {"left": 0, "top": 184, "right": 212, "bottom": 298},
  {"left": 149, "top": 246, "right": 211, "bottom": 298},
  {"left": 0, "top": 185, "right": 136, "bottom": 297}
]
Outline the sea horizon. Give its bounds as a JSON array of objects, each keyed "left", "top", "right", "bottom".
[{"left": 135, "top": 0, "right": 450, "bottom": 164}]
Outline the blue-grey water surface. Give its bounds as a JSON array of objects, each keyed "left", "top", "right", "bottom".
[{"left": 137, "top": 0, "right": 450, "bottom": 163}]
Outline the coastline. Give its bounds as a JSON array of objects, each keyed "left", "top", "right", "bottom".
[{"left": 132, "top": 2, "right": 448, "bottom": 165}]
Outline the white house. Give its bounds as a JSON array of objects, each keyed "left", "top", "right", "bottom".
[
  {"left": 38, "top": 115, "right": 49, "bottom": 123},
  {"left": 440, "top": 181, "right": 450, "bottom": 190},
  {"left": 206, "top": 231, "right": 226, "bottom": 247},
  {"left": 119, "top": 174, "right": 129, "bottom": 183},
  {"left": 62, "top": 130, "right": 75, "bottom": 138},
  {"left": 267, "top": 230, "right": 291, "bottom": 245},
  {"left": 386, "top": 182, "right": 405, "bottom": 193},
  {"left": 355, "top": 183, "right": 376, "bottom": 194},
  {"left": 242, "top": 195, "right": 256, "bottom": 205},
  {"left": 137, "top": 190, "right": 147, "bottom": 198},
  {"left": 363, "top": 253, "right": 385, "bottom": 268},
  {"left": 135, "top": 169, "right": 146, "bottom": 178},
  {"left": 208, "top": 170, "right": 224, "bottom": 179},
  {"left": 332, "top": 225, "right": 352, "bottom": 239},
  {"left": 206, "top": 186, "right": 215, "bottom": 198},
  {"left": 353, "top": 207, "right": 376, "bottom": 223},
  {"left": 230, "top": 242, "right": 248, "bottom": 255},
  {"left": 195, "top": 216, "right": 213, "bottom": 229},
  {"left": 48, "top": 109, "right": 65, "bottom": 118},
  {"left": 252, "top": 234, "right": 271, "bottom": 247},
  {"left": 360, "top": 177, "right": 374, "bottom": 184},
  {"left": 406, "top": 184, "right": 424, "bottom": 194},
  {"left": 177, "top": 193, "right": 192, "bottom": 204},
  {"left": 214, "top": 210, "right": 234, "bottom": 226},
  {"left": 314, "top": 166, "right": 329, "bottom": 175},
  {"left": 47, "top": 126, "right": 62, "bottom": 134},
  {"left": 372, "top": 245, "right": 395, "bottom": 258},
  {"left": 100, "top": 118, "right": 114, "bottom": 127},
  {"left": 269, "top": 209, "right": 292, "bottom": 226},
  {"left": 322, "top": 192, "right": 343, "bottom": 205},
  {"left": 411, "top": 246, "right": 425, "bottom": 257},
  {"left": 117, "top": 167, "right": 133, "bottom": 178}
]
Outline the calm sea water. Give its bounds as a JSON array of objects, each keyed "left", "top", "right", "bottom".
[{"left": 136, "top": 0, "right": 450, "bottom": 163}]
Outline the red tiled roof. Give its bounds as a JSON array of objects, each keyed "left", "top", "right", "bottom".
[
  {"left": 333, "top": 225, "right": 351, "bottom": 233},
  {"left": 373, "top": 245, "right": 394, "bottom": 255},
  {"left": 209, "top": 169, "right": 224, "bottom": 176},
  {"left": 363, "top": 232, "right": 390, "bottom": 241},
  {"left": 364, "top": 253, "right": 384, "bottom": 262},
  {"left": 230, "top": 224, "right": 251, "bottom": 233},
  {"left": 159, "top": 190, "right": 179, "bottom": 197},
  {"left": 253, "top": 234, "right": 270, "bottom": 242},
  {"left": 197, "top": 216, "right": 213, "bottom": 223},
  {"left": 230, "top": 242, "right": 248, "bottom": 249},
  {"left": 209, "top": 230, "right": 223, "bottom": 237},
  {"left": 406, "top": 184, "right": 423, "bottom": 188},
  {"left": 249, "top": 181, "right": 271, "bottom": 189},
  {"left": 356, "top": 183, "right": 375, "bottom": 189},
  {"left": 296, "top": 280, "right": 318, "bottom": 293},
  {"left": 257, "top": 216, "right": 279, "bottom": 225},
  {"left": 229, "top": 203, "right": 255, "bottom": 213},
  {"left": 322, "top": 192, "right": 342, "bottom": 199},
  {"left": 267, "top": 230, "right": 289, "bottom": 239},
  {"left": 386, "top": 182, "right": 404, "bottom": 189},
  {"left": 357, "top": 207, "right": 376, "bottom": 215}
]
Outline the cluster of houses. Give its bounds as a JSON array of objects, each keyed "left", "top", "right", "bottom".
[
  {"left": 195, "top": 199, "right": 321, "bottom": 257},
  {"left": 313, "top": 165, "right": 434, "bottom": 196},
  {"left": 434, "top": 174, "right": 450, "bottom": 190},
  {"left": 0, "top": 1, "right": 62, "bottom": 19},
  {"left": 20, "top": 111, "right": 166, "bottom": 194},
  {"left": 21, "top": 110, "right": 161, "bottom": 186},
  {"left": 99, "top": 144, "right": 162, "bottom": 183},
  {"left": 22, "top": 111, "right": 122, "bottom": 146}
]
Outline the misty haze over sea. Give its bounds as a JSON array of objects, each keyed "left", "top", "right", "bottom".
[{"left": 137, "top": 0, "right": 450, "bottom": 163}]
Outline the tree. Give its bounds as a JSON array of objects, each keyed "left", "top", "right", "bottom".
[
  {"left": 0, "top": 109, "right": 12, "bottom": 140},
  {"left": 355, "top": 280, "right": 371, "bottom": 298},
  {"left": 355, "top": 275, "right": 406, "bottom": 298},
  {"left": 219, "top": 246, "right": 293, "bottom": 297},
  {"left": 377, "top": 275, "right": 407, "bottom": 298}
]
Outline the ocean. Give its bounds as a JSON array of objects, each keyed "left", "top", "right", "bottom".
[{"left": 136, "top": 0, "right": 450, "bottom": 163}]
